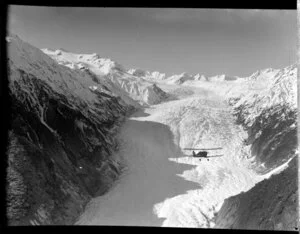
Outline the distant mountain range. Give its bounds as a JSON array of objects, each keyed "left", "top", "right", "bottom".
[{"left": 42, "top": 47, "right": 285, "bottom": 85}]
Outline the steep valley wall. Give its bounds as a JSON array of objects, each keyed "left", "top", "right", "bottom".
[{"left": 6, "top": 35, "right": 135, "bottom": 225}]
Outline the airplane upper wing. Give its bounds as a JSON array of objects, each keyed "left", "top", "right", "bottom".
[{"left": 185, "top": 154, "right": 224, "bottom": 158}]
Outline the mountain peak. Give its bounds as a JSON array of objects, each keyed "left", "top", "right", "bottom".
[
  {"left": 194, "top": 73, "right": 207, "bottom": 81},
  {"left": 58, "top": 48, "right": 69, "bottom": 52}
]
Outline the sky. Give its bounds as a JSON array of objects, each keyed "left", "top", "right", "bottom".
[{"left": 7, "top": 6, "right": 297, "bottom": 77}]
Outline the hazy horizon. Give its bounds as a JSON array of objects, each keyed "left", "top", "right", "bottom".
[{"left": 8, "top": 6, "right": 297, "bottom": 77}]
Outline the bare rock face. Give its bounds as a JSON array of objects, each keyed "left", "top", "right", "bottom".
[
  {"left": 166, "top": 72, "right": 194, "bottom": 85},
  {"left": 214, "top": 157, "right": 298, "bottom": 231},
  {"left": 6, "top": 35, "right": 135, "bottom": 225},
  {"left": 235, "top": 104, "right": 297, "bottom": 174},
  {"left": 142, "top": 83, "right": 169, "bottom": 105}
]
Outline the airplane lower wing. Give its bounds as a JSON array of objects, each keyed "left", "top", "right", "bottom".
[
  {"left": 185, "top": 154, "right": 224, "bottom": 158},
  {"left": 207, "top": 155, "right": 223, "bottom": 158}
]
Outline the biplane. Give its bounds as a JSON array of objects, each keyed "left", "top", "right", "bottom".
[{"left": 183, "top": 147, "right": 224, "bottom": 161}]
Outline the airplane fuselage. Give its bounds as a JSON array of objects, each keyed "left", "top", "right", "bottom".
[{"left": 193, "top": 151, "right": 208, "bottom": 158}]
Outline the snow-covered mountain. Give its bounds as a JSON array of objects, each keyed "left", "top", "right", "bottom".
[
  {"left": 207, "top": 74, "right": 238, "bottom": 82},
  {"left": 41, "top": 48, "right": 126, "bottom": 75},
  {"left": 246, "top": 68, "right": 281, "bottom": 82},
  {"left": 194, "top": 73, "right": 208, "bottom": 81},
  {"left": 164, "top": 72, "right": 195, "bottom": 85},
  {"left": 105, "top": 69, "right": 169, "bottom": 105},
  {"left": 151, "top": 71, "right": 167, "bottom": 80},
  {"left": 127, "top": 68, "right": 148, "bottom": 77},
  {"left": 127, "top": 68, "right": 167, "bottom": 80},
  {"left": 6, "top": 34, "right": 135, "bottom": 225},
  {"left": 156, "top": 72, "right": 238, "bottom": 86},
  {"left": 43, "top": 49, "right": 169, "bottom": 106},
  {"left": 214, "top": 64, "right": 298, "bottom": 230},
  {"left": 228, "top": 64, "right": 297, "bottom": 173}
]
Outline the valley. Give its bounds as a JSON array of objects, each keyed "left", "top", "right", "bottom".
[{"left": 6, "top": 34, "right": 298, "bottom": 230}]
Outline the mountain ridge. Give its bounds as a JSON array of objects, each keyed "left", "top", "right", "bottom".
[{"left": 41, "top": 45, "right": 296, "bottom": 87}]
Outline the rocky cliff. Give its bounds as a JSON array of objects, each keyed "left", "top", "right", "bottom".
[
  {"left": 214, "top": 157, "right": 298, "bottom": 230},
  {"left": 6, "top": 35, "right": 135, "bottom": 225}
]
